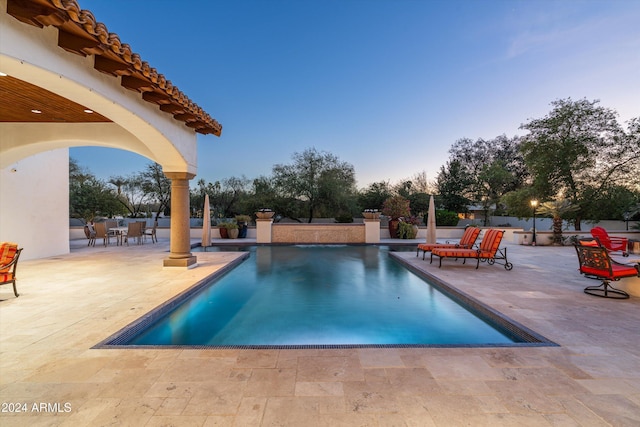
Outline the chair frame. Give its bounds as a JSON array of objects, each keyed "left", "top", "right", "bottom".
[
  {"left": 0, "top": 246, "right": 23, "bottom": 297},
  {"left": 430, "top": 229, "right": 513, "bottom": 270},
  {"left": 574, "top": 239, "right": 638, "bottom": 299}
]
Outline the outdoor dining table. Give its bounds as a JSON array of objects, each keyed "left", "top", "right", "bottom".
[{"left": 109, "top": 227, "right": 129, "bottom": 246}]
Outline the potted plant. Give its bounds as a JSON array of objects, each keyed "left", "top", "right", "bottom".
[
  {"left": 225, "top": 222, "right": 239, "bottom": 239},
  {"left": 235, "top": 215, "right": 251, "bottom": 238},
  {"left": 217, "top": 221, "right": 228, "bottom": 239},
  {"left": 382, "top": 196, "right": 411, "bottom": 238},
  {"left": 362, "top": 209, "right": 381, "bottom": 219},
  {"left": 256, "top": 208, "right": 274, "bottom": 219},
  {"left": 397, "top": 220, "right": 418, "bottom": 239}
]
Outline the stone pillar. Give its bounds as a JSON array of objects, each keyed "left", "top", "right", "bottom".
[
  {"left": 163, "top": 172, "right": 197, "bottom": 268},
  {"left": 256, "top": 219, "right": 273, "bottom": 243},
  {"left": 364, "top": 218, "right": 381, "bottom": 244}
]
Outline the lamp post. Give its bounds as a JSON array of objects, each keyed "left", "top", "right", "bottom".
[
  {"left": 530, "top": 199, "right": 538, "bottom": 246},
  {"left": 624, "top": 212, "right": 630, "bottom": 231}
]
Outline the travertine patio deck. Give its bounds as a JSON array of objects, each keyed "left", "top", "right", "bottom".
[{"left": 1, "top": 238, "right": 639, "bottom": 426}]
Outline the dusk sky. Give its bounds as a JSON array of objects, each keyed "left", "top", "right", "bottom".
[{"left": 71, "top": 0, "right": 640, "bottom": 188}]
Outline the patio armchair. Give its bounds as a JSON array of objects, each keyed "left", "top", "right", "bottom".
[
  {"left": 430, "top": 229, "right": 513, "bottom": 270},
  {"left": 590, "top": 226, "right": 629, "bottom": 257},
  {"left": 574, "top": 239, "right": 638, "bottom": 299},
  {"left": 416, "top": 226, "right": 480, "bottom": 260},
  {"left": 0, "top": 242, "right": 23, "bottom": 297}
]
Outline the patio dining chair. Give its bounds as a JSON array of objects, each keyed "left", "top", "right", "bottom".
[
  {"left": 123, "top": 222, "right": 143, "bottom": 245},
  {"left": 0, "top": 242, "right": 23, "bottom": 297},
  {"left": 93, "top": 222, "right": 115, "bottom": 246},
  {"left": 84, "top": 223, "right": 96, "bottom": 246},
  {"left": 574, "top": 238, "right": 638, "bottom": 299},
  {"left": 143, "top": 221, "right": 158, "bottom": 244},
  {"left": 430, "top": 229, "right": 513, "bottom": 270},
  {"left": 416, "top": 226, "right": 480, "bottom": 260}
]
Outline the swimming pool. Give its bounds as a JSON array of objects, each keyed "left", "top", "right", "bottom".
[{"left": 97, "top": 246, "right": 553, "bottom": 348}]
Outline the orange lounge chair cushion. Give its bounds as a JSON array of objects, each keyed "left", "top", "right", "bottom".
[
  {"left": 417, "top": 227, "right": 480, "bottom": 252},
  {"left": 432, "top": 229, "right": 504, "bottom": 259},
  {"left": 418, "top": 243, "right": 459, "bottom": 251},
  {"left": 0, "top": 243, "right": 18, "bottom": 273}
]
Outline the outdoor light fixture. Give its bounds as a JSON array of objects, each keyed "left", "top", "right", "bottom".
[
  {"left": 624, "top": 212, "right": 630, "bottom": 231},
  {"left": 530, "top": 199, "right": 538, "bottom": 245}
]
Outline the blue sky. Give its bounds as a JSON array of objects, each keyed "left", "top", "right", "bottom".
[{"left": 71, "top": 0, "right": 640, "bottom": 188}]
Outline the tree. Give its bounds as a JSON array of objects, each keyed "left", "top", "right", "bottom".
[
  {"left": 272, "top": 148, "right": 356, "bottom": 223},
  {"left": 536, "top": 198, "right": 579, "bottom": 245},
  {"left": 112, "top": 173, "right": 150, "bottom": 218},
  {"left": 140, "top": 162, "right": 171, "bottom": 221},
  {"left": 436, "top": 135, "right": 527, "bottom": 221},
  {"left": 69, "top": 158, "right": 123, "bottom": 221},
  {"left": 358, "top": 181, "right": 392, "bottom": 211},
  {"left": 436, "top": 160, "right": 473, "bottom": 213},
  {"left": 520, "top": 98, "right": 640, "bottom": 229}
]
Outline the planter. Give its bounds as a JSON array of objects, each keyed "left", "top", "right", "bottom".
[
  {"left": 238, "top": 222, "right": 248, "bottom": 238},
  {"left": 362, "top": 212, "right": 381, "bottom": 220},
  {"left": 218, "top": 226, "right": 228, "bottom": 239},
  {"left": 388, "top": 219, "right": 400, "bottom": 239},
  {"left": 228, "top": 228, "right": 239, "bottom": 239},
  {"left": 256, "top": 211, "right": 275, "bottom": 219}
]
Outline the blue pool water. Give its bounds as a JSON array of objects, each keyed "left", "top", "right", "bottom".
[{"left": 119, "top": 246, "right": 534, "bottom": 347}]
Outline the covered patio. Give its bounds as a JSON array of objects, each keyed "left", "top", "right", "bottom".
[
  {"left": 1, "top": 240, "right": 638, "bottom": 425},
  {"left": 1, "top": 0, "right": 221, "bottom": 266}
]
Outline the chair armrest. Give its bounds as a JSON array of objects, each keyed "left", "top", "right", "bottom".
[{"left": 609, "top": 236, "right": 628, "bottom": 244}]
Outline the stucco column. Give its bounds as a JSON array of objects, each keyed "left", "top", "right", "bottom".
[
  {"left": 256, "top": 219, "right": 273, "bottom": 243},
  {"left": 163, "top": 172, "right": 197, "bottom": 267},
  {"left": 364, "top": 218, "right": 381, "bottom": 243}
]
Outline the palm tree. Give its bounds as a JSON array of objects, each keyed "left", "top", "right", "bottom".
[{"left": 536, "top": 199, "right": 579, "bottom": 245}]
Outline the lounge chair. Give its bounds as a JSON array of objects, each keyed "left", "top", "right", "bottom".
[
  {"left": 416, "top": 226, "right": 480, "bottom": 260},
  {"left": 430, "top": 229, "right": 513, "bottom": 270},
  {"left": 574, "top": 238, "right": 638, "bottom": 299},
  {"left": 0, "top": 242, "right": 23, "bottom": 297},
  {"left": 590, "top": 226, "right": 629, "bottom": 257}
]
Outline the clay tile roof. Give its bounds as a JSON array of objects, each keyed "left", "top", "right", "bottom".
[{"left": 6, "top": 0, "right": 222, "bottom": 136}]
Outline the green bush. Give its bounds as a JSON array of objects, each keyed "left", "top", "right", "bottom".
[
  {"left": 397, "top": 221, "right": 417, "bottom": 239},
  {"left": 334, "top": 214, "right": 354, "bottom": 223},
  {"left": 435, "top": 210, "right": 459, "bottom": 226}
]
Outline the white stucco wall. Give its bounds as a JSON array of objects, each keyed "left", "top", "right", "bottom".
[{"left": 1, "top": 149, "right": 70, "bottom": 260}]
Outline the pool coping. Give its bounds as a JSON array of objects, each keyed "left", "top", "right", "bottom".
[{"left": 93, "top": 246, "right": 558, "bottom": 350}]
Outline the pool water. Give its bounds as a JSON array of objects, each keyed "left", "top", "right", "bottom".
[{"left": 123, "top": 246, "right": 527, "bottom": 347}]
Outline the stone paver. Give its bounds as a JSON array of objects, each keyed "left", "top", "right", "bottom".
[{"left": 1, "top": 238, "right": 639, "bottom": 426}]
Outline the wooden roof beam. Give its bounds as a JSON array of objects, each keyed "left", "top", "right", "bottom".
[
  {"left": 94, "top": 56, "right": 132, "bottom": 77},
  {"left": 6, "top": 0, "right": 66, "bottom": 28},
  {"left": 142, "top": 91, "right": 172, "bottom": 105},
  {"left": 121, "top": 75, "right": 154, "bottom": 93},
  {"left": 58, "top": 30, "right": 102, "bottom": 56}
]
